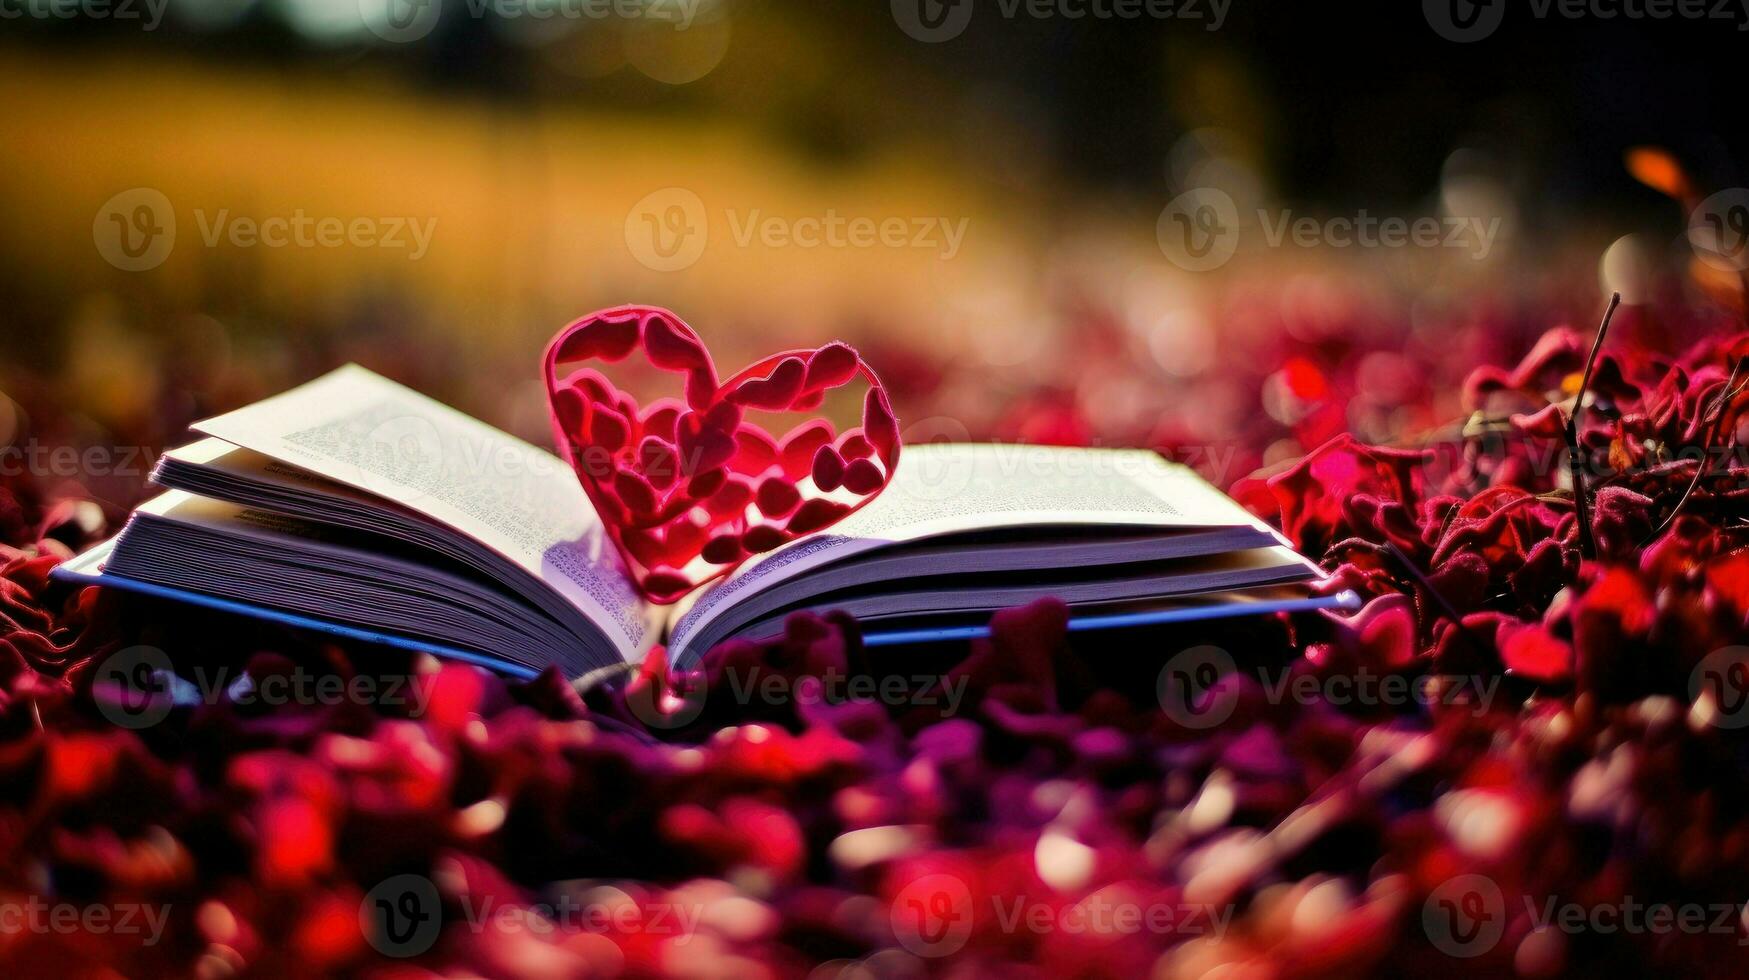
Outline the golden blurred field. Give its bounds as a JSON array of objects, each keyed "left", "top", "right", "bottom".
[
  {"left": 0, "top": 28, "right": 1634, "bottom": 506},
  {"left": 0, "top": 43, "right": 1039, "bottom": 365}
]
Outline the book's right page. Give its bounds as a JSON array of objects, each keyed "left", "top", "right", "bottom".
[{"left": 668, "top": 443, "right": 1305, "bottom": 656}]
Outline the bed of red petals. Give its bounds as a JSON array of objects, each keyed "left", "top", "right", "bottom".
[{"left": 7, "top": 300, "right": 1749, "bottom": 978}]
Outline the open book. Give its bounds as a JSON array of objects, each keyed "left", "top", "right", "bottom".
[{"left": 54, "top": 366, "right": 1355, "bottom": 678}]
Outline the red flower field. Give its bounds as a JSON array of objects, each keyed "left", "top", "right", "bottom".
[{"left": 5, "top": 162, "right": 1749, "bottom": 978}]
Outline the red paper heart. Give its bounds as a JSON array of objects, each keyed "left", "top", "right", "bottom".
[{"left": 544, "top": 305, "right": 901, "bottom": 603}]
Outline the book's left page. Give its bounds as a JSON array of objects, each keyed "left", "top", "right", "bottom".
[{"left": 190, "top": 364, "right": 659, "bottom": 661}]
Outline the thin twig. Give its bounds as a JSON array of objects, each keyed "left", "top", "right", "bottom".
[
  {"left": 1381, "top": 541, "right": 1492, "bottom": 658},
  {"left": 1641, "top": 356, "right": 1748, "bottom": 546},
  {"left": 1567, "top": 292, "right": 1622, "bottom": 561}
]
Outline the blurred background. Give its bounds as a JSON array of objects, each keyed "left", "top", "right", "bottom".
[{"left": 2, "top": 0, "right": 1746, "bottom": 518}]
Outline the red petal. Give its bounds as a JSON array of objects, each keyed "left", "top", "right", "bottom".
[
  {"left": 729, "top": 357, "right": 807, "bottom": 410},
  {"left": 757, "top": 476, "right": 802, "bottom": 518},
  {"left": 613, "top": 469, "right": 660, "bottom": 517},
  {"left": 731, "top": 425, "right": 781, "bottom": 476},
  {"left": 554, "top": 313, "right": 639, "bottom": 362},
  {"left": 841, "top": 457, "right": 884, "bottom": 495},
  {"left": 804, "top": 342, "right": 860, "bottom": 390},
  {"left": 643, "top": 310, "right": 712, "bottom": 373},
  {"left": 1497, "top": 621, "right": 1574, "bottom": 684},
  {"left": 863, "top": 387, "right": 900, "bottom": 463},
  {"left": 742, "top": 524, "right": 790, "bottom": 553},
  {"left": 812, "top": 445, "right": 845, "bottom": 492},
  {"left": 788, "top": 498, "right": 851, "bottom": 535},
  {"left": 779, "top": 421, "right": 834, "bottom": 481}
]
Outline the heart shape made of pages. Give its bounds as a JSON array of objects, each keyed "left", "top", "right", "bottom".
[{"left": 543, "top": 305, "right": 901, "bottom": 603}]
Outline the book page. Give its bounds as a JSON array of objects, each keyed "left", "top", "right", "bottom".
[
  {"left": 678, "top": 542, "right": 1314, "bottom": 661},
  {"left": 668, "top": 443, "right": 1286, "bottom": 655},
  {"left": 191, "top": 365, "right": 657, "bottom": 658},
  {"left": 111, "top": 491, "right": 600, "bottom": 667},
  {"left": 165, "top": 437, "right": 370, "bottom": 500}
]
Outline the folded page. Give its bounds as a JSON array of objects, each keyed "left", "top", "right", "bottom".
[
  {"left": 191, "top": 365, "right": 658, "bottom": 660},
  {"left": 155, "top": 438, "right": 613, "bottom": 647}
]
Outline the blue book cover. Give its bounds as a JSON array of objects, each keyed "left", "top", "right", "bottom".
[{"left": 52, "top": 545, "right": 1359, "bottom": 681}]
